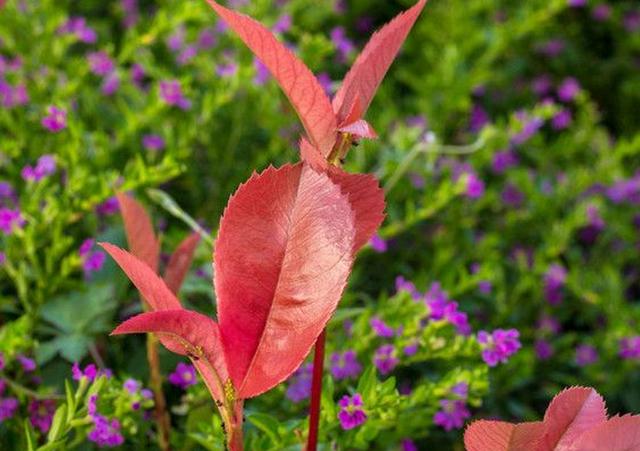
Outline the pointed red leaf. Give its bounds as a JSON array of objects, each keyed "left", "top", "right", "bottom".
[
  {"left": 539, "top": 386, "right": 607, "bottom": 450},
  {"left": 571, "top": 415, "right": 640, "bottom": 451},
  {"left": 100, "top": 243, "right": 182, "bottom": 311},
  {"left": 332, "top": 0, "right": 427, "bottom": 123},
  {"left": 164, "top": 232, "right": 200, "bottom": 295},
  {"left": 117, "top": 193, "right": 160, "bottom": 272},
  {"left": 299, "top": 137, "right": 329, "bottom": 171},
  {"left": 328, "top": 169, "right": 385, "bottom": 253},
  {"left": 215, "top": 164, "right": 355, "bottom": 398},
  {"left": 464, "top": 420, "right": 544, "bottom": 451},
  {"left": 205, "top": 1, "right": 337, "bottom": 157},
  {"left": 337, "top": 119, "right": 378, "bottom": 140},
  {"left": 112, "top": 309, "right": 229, "bottom": 402}
]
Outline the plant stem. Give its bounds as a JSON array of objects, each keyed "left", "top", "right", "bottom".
[
  {"left": 146, "top": 329, "right": 172, "bottom": 451},
  {"left": 306, "top": 329, "right": 326, "bottom": 451},
  {"left": 1, "top": 374, "right": 64, "bottom": 400}
]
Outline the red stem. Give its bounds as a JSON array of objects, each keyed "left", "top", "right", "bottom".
[{"left": 307, "top": 328, "right": 326, "bottom": 451}]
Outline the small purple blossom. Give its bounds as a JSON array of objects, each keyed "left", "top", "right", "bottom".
[
  {"left": 0, "top": 208, "right": 25, "bottom": 234},
  {"left": 462, "top": 172, "right": 485, "bottom": 199},
  {"left": 217, "top": 62, "right": 238, "bottom": 78},
  {"left": 273, "top": 14, "right": 292, "bottom": 34},
  {"left": 142, "top": 134, "right": 166, "bottom": 151},
  {"left": 177, "top": 45, "right": 198, "bottom": 66},
  {"left": 168, "top": 363, "right": 197, "bottom": 390},
  {"left": 0, "top": 397, "right": 19, "bottom": 422},
  {"left": 198, "top": 28, "right": 218, "bottom": 50},
  {"left": 469, "top": 104, "right": 489, "bottom": 132},
  {"left": 537, "top": 39, "right": 566, "bottom": 57},
  {"left": 396, "top": 276, "right": 420, "bottom": 299},
  {"left": 369, "top": 234, "right": 387, "bottom": 253},
  {"left": 535, "top": 339, "right": 554, "bottom": 360},
  {"left": 88, "top": 414, "right": 125, "bottom": 447},
  {"left": 72, "top": 362, "right": 98, "bottom": 382},
  {"left": 401, "top": 439, "right": 418, "bottom": 451},
  {"left": 96, "top": 197, "right": 119, "bottom": 216},
  {"left": 511, "top": 114, "right": 544, "bottom": 146},
  {"left": 619, "top": 336, "right": 640, "bottom": 360},
  {"left": 83, "top": 251, "right": 106, "bottom": 277},
  {"left": 330, "top": 350, "right": 362, "bottom": 380},
  {"left": 41, "top": 106, "right": 67, "bottom": 132},
  {"left": 58, "top": 17, "right": 97, "bottom": 43},
  {"left": 370, "top": 317, "right": 395, "bottom": 338},
  {"left": 478, "top": 280, "right": 492, "bottom": 295},
  {"left": 373, "top": 344, "right": 398, "bottom": 375},
  {"left": 130, "top": 64, "right": 146, "bottom": 88},
  {"left": 557, "top": 77, "right": 581, "bottom": 102},
  {"left": 624, "top": 10, "right": 640, "bottom": 32},
  {"left": 592, "top": 4, "right": 611, "bottom": 21},
  {"left": 404, "top": 342, "right": 419, "bottom": 356},
  {"left": 532, "top": 75, "right": 553, "bottom": 97},
  {"left": 101, "top": 72, "right": 120, "bottom": 96},
  {"left": 123, "top": 379, "right": 141, "bottom": 394},
  {"left": 501, "top": 183, "right": 525, "bottom": 208},
  {"left": 607, "top": 173, "right": 640, "bottom": 204},
  {"left": 433, "top": 399, "right": 471, "bottom": 431},
  {"left": 87, "top": 52, "right": 115, "bottom": 76},
  {"left": 477, "top": 329, "right": 521, "bottom": 366},
  {"left": 330, "top": 27, "right": 355, "bottom": 63},
  {"left": 337, "top": 394, "right": 367, "bottom": 430},
  {"left": 253, "top": 58, "right": 270, "bottom": 85},
  {"left": 579, "top": 205, "right": 605, "bottom": 244},
  {"left": 285, "top": 363, "right": 312, "bottom": 403},
  {"left": 166, "top": 27, "right": 185, "bottom": 52},
  {"left": 568, "top": 0, "right": 586, "bottom": 8},
  {"left": 537, "top": 315, "right": 561, "bottom": 334},
  {"left": 552, "top": 109, "right": 573, "bottom": 130},
  {"left": 575, "top": 344, "right": 598, "bottom": 366},
  {"left": 22, "top": 155, "right": 56, "bottom": 182},
  {"left": 28, "top": 399, "right": 56, "bottom": 433},
  {"left": 544, "top": 264, "right": 568, "bottom": 305},
  {"left": 159, "top": 80, "right": 191, "bottom": 110},
  {"left": 492, "top": 149, "right": 519, "bottom": 174},
  {"left": 317, "top": 72, "right": 333, "bottom": 96},
  {"left": 17, "top": 355, "right": 36, "bottom": 372},
  {"left": 121, "top": 0, "right": 139, "bottom": 28},
  {"left": 451, "top": 382, "right": 468, "bottom": 399}
]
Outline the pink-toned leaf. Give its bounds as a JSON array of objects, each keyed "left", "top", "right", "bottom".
[
  {"left": 100, "top": 243, "right": 182, "bottom": 311},
  {"left": 539, "top": 386, "right": 608, "bottom": 451},
  {"left": 570, "top": 415, "right": 640, "bottom": 451},
  {"left": 215, "top": 163, "right": 355, "bottom": 398},
  {"left": 205, "top": 0, "right": 338, "bottom": 157},
  {"left": 117, "top": 193, "right": 160, "bottom": 272},
  {"left": 332, "top": 0, "right": 427, "bottom": 123},
  {"left": 112, "top": 309, "right": 229, "bottom": 402},
  {"left": 164, "top": 232, "right": 201, "bottom": 295},
  {"left": 299, "top": 137, "right": 329, "bottom": 172},
  {"left": 465, "top": 421, "right": 545, "bottom": 451},
  {"left": 328, "top": 169, "right": 385, "bottom": 253},
  {"left": 337, "top": 119, "right": 378, "bottom": 140}
]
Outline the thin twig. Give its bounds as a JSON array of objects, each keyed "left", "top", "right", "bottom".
[
  {"left": 1, "top": 374, "right": 64, "bottom": 400},
  {"left": 306, "top": 329, "right": 327, "bottom": 451}
]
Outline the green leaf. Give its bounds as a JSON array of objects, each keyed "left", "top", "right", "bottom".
[
  {"left": 47, "top": 405, "right": 67, "bottom": 442},
  {"left": 356, "top": 366, "right": 377, "bottom": 399},
  {"left": 36, "top": 334, "right": 91, "bottom": 365},
  {"left": 64, "top": 380, "right": 76, "bottom": 416},
  {"left": 247, "top": 412, "right": 280, "bottom": 446}
]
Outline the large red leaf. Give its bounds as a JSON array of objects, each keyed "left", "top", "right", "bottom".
[
  {"left": 215, "top": 164, "right": 355, "bottom": 398},
  {"left": 205, "top": 0, "right": 337, "bottom": 157},
  {"left": 100, "top": 243, "right": 182, "bottom": 311},
  {"left": 539, "top": 386, "right": 607, "bottom": 451},
  {"left": 570, "top": 415, "right": 640, "bottom": 451},
  {"left": 164, "top": 232, "right": 200, "bottom": 295},
  {"left": 112, "top": 309, "right": 229, "bottom": 402},
  {"left": 332, "top": 0, "right": 427, "bottom": 123},
  {"left": 328, "top": 168, "right": 385, "bottom": 254},
  {"left": 464, "top": 421, "right": 544, "bottom": 451},
  {"left": 117, "top": 193, "right": 160, "bottom": 272}
]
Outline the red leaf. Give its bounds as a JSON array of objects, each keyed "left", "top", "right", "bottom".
[
  {"left": 571, "top": 415, "right": 640, "bottom": 451},
  {"left": 337, "top": 119, "right": 378, "bottom": 140},
  {"left": 215, "top": 164, "right": 355, "bottom": 398},
  {"left": 539, "top": 386, "right": 607, "bottom": 450},
  {"left": 328, "top": 169, "right": 385, "bottom": 253},
  {"left": 164, "top": 232, "right": 200, "bottom": 295},
  {"left": 117, "top": 193, "right": 160, "bottom": 272},
  {"left": 464, "top": 421, "right": 544, "bottom": 451},
  {"left": 332, "top": 0, "right": 427, "bottom": 123},
  {"left": 299, "top": 137, "right": 329, "bottom": 172},
  {"left": 112, "top": 309, "right": 229, "bottom": 402},
  {"left": 205, "top": 1, "right": 337, "bottom": 157},
  {"left": 100, "top": 243, "right": 182, "bottom": 311}
]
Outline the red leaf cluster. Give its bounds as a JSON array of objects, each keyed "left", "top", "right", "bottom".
[{"left": 464, "top": 386, "right": 640, "bottom": 451}]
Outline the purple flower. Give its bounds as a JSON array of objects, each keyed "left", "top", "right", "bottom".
[
  {"left": 532, "top": 75, "right": 553, "bottom": 97},
  {"left": 557, "top": 77, "right": 581, "bottom": 102},
  {"left": 197, "top": 28, "right": 218, "bottom": 50},
  {"left": 537, "top": 39, "right": 566, "bottom": 57},
  {"left": 433, "top": 399, "right": 471, "bottom": 431},
  {"left": 501, "top": 183, "right": 525, "bottom": 208},
  {"left": 0, "top": 208, "right": 25, "bottom": 234},
  {"left": 0, "top": 80, "right": 29, "bottom": 108},
  {"left": 83, "top": 251, "right": 106, "bottom": 276},
  {"left": 373, "top": 344, "right": 398, "bottom": 375},
  {"left": 370, "top": 317, "right": 395, "bottom": 338},
  {"left": 425, "top": 282, "right": 449, "bottom": 319},
  {"left": 141, "top": 389, "right": 153, "bottom": 399},
  {"left": 17, "top": 355, "right": 36, "bottom": 372},
  {"left": 552, "top": 109, "right": 573, "bottom": 130},
  {"left": 369, "top": 234, "right": 387, "bottom": 253},
  {"left": 253, "top": 58, "right": 270, "bottom": 86},
  {"left": 159, "top": 80, "right": 191, "bottom": 110},
  {"left": 142, "top": 134, "right": 165, "bottom": 151},
  {"left": 59, "top": 17, "right": 97, "bottom": 43},
  {"left": 579, "top": 205, "right": 605, "bottom": 244},
  {"left": 330, "top": 350, "right": 362, "bottom": 380},
  {"left": 0, "top": 397, "right": 19, "bottom": 422},
  {"left": 216, "top": 62, "right": 238, "bottom": 78},
  {"left": 166, "top": 27, "right": 185, "bottom": 52},
  {"left": 619, "top": 336, "right": 640, "bottom": 360},
  {"left": 0, "top": 182, "right": 15, "bottom": 205},
  {"left": 404, "top": 342, "right": 419, "bottom": 356},
  {"left": 492, "top": 149, "right": 519, "bottom": 174},
  {"left": 537, "top": 315, "right": 561, "bottom": 334},
  {"left": 444, "top": 302, "right": 472, "bottom": 336},
  {"left": 22, "top": 155, "right": 57, "bottom": 182},
  {"left": 607, "top": 174, "right": 640, "bottom": 204},
  {"left": 168, "top": 363, "right": 197, "bottom": 390},
  {"left": 273, "top": 14, "right": 292, "bottom": 34},
  {"left": 575, "top": 344, "right": 598, "bottom": 366},
  {"left": 477, "top": 329, "right": 521, "bottom": 366},
  {"left": 478, "top": 280, "right": 492, "bottom": 295},
  {"left": 88, "top": 52, "right": 115, "bottom": 76},
  {"left": 285, "top": 363, "right": 312, "bottom": 402},
  {"left": 41, "top": 106, "right": 67, "bottom": 132},
  {"left": 316, "top": 72, "right": 334, "bottom": 96},
  {"left": 101, "top": 72, "right": 120, "bottom": 96},
  {"left": 330, "top": 27, "right": 355, "bottom": 63},
  {"left": 28, "top": 399, "right": 56, "bottom": 433},
  {"left": 511, "top": 114, "right": 543, "bottom": 145},
  {"left": 463, "top": 172, "right": 485, "bottom": 199},
  {"left": 544, "top": 264, "right": 568, "bottom": 305},
  {"left": 451, "top": 382, "right": 469, "bottom": 399},
  {"left": 177, "top": 45, "right": 198, "bottom": 66},
  {"left": 88, "top": 414, "right": 125, "bottom": 447},
  {"left": 535, "top": 339, "right": 554, "bottom": 360},
  {"left": 396, "top": 276, "right": 420, "bottom": 299},
  {"left": 401, "top": 439, "right": 418, "bottom": 451},
  {"left": 96, "top": 197, "right": 119, "bottom": 216},
  {"left": 72, "top": 362, "right": 98, "bottom": 382},
  {"left": 122, "top": 0, "right": 139, "bottom": 28},
  {"left": 123, "top": 379, "right": 141, "bottom": 394},
  {"left": 592, "top": 4, "right": 611, "bottom": 21},
  {"left": 337, "top": 394, "right": 367, "bottom": 430},
  {"left": 624, "top": 10, "right": 640, "bottom": 32},
  {"left": 130, "top": 64, "right": 146, "bottom": 88},
  {"left": 469, "top": 104, "right": 489, "bottom": 132},
  {"left": 568, "top": 0, "right": 586, "bottom": 8},
  {"left": 0, "top": 253, "right": 5, "bottom": 266}
]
